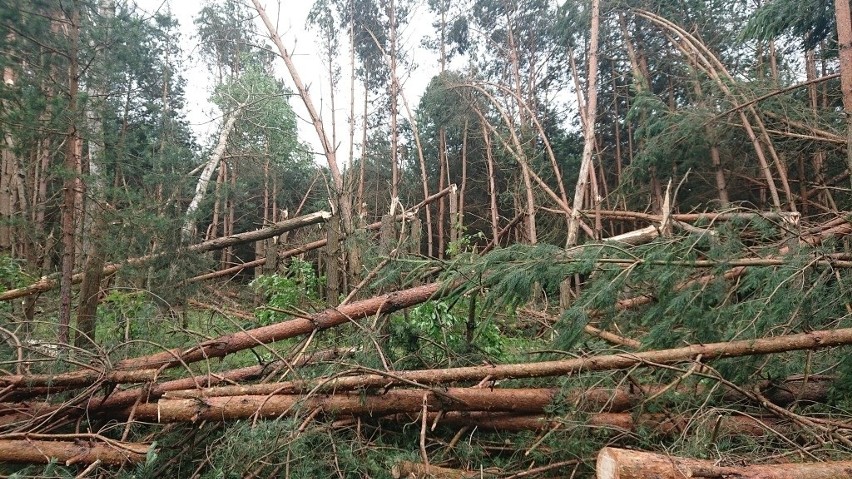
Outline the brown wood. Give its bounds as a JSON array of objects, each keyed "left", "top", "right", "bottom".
[
  {"left": 596, "top": 447, "right": 852, "bottom": 479},
  {"left": 114, "top": 282, "right": 442, "bottom": 371},
  {"left": 0, "top": 438, "right": 148, "bottom": 465},
  {"left": 192, "top": 327, "right": 852, "bottom": 393},
  {"left": 835, "top": 0, "right": 852, "bottom": 189},
  {"left": 129, "top": 388, "right": 558, "bottom": 422},
  {"left": 383, "top": 411, "right": 788, "bottom": 437},
  {"left": 392, "top": 461, "right": 493, "bottom": 478}
]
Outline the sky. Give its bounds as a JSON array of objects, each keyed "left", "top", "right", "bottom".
[{"left": 133, "top": 0, "right": 440, "bottom": 167}]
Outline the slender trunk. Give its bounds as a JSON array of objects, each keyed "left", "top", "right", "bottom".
[
  {"left": 567, "top": 0, "right": 600, "bottom": 246},
  {"left": 358, "top": 78, "right": 368, "bottom": 217},
  {"left": 482, "top": 122, "right": 500, "bottom": 244},
  {"left": 835, "top": 0, "right": 852, "bottom": 189},
  {"left": 388, "top": 0, "right": 400, "bottom": 201},
  {"left": 437, "top": 137, "right": 446, "bottom": 258},
  {"left": 59, "top": 2, "right": 81, "bottom": 344},
  {"left": 459, "top": 120, "right": 468, "bottom": 234},
  {"left": 252, "top": 0, "right": 353, "bottom": 235}
]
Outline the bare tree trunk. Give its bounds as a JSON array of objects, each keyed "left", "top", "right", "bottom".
[
  {"left": 387, "top": 0, "right": 400, "bottom": 202},
  {"left": 482, "top": 122, "right": 500, "bottom": 244},
  {"left": 252, "top": 0, "right": 353, "bottom": 235},
  {"left": 438, "top": 130, "right": 447, "bottom": 257},
  {"left": 567, "top": 0, "right": 601, "bottom": 246},
  {"left": 182, "top": 107, "right": 242, "bottom": 241},
  {"left": 835, "top": 0, "right": 852, "bottom": 189},
  {"left": 58, "top": 2, "right": 81, "bottom": 344}
]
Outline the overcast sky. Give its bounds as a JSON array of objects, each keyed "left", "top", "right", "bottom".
[{"left": 133, "top": 0, "right": 439, "bottom": 167}]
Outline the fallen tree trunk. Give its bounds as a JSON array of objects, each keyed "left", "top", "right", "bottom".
[
  {"left": 0, "top": 438, "right": 149, "bottom": 465},
  {"left": 596, "top": 447, "right": 852, "bottom": 479},
  {"left": 185, "top": 187, "right": 455, "bottom": 284},
  {"left": 116, "top": 282, "right": 442, "bottom": 371},
  {"left": 168, "top": 327, "right": 852, "bottom": 393},
  {"left": 585, "top": 210, "right": 800, "bottom": 224},
  {"left": 128, "top": 388, "right": 558, "bottom": 422},
  {"left": 392, "top": 461, "right": 494, "bottom": 478},
  {"left": 0, "top": 211, "right": 332, "bottom": 302},
  {"left": 0, "top": 283, "right": 441, "bottom": 389},
  {"left": 382, "top": 411, "right": 789, "bottom": 436}
]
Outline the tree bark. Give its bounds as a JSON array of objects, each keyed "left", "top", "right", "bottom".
[
  {"left": 128, "top": 388, "right": 556, "bottom": 422},
  {"left": 182, "top": 106, "right": 242, "bottom": 241},
  {"left": 58, "top": 1, "right": 82, "bottom": 344},
  {"left": 115, "top": 282, "right": 442, "bottom": 371},
  {"left": 835, "top": 0, "right": 852, "bottom": 189},
  {"left": 597, "top": 447, "right": 852, "bottom": 479},
  {"left": 218, "top": 327, "right": 852, "bottom": 393},
  {"left": 0, "top": 438, "right": 148, "bottom": 466}
]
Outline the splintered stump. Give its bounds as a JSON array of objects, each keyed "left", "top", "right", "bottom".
[
  {"left": 0, "top": 439, "right": 149, "bottom": 466},
  {"left": 596, "top": 447, "right": 852, "bottom": 479}
]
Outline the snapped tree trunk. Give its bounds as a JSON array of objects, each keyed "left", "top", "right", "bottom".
[
  {"left": 182, "top": 105, "right": 243, "bottom": 242},
  {"left": 567, "top": 0, "right": 601, "bottom": 246}
]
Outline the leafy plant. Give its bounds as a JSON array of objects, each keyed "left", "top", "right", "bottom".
[{"left": 251, "top": 259, "right": 324, "bottom": 325}]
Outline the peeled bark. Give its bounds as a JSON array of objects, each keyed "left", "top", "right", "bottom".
[
  {"left": 0, "top": 438, "right": 148, "bottom": 466},
  {"left": 597, "top": 447, "right": 852, "bottom": 479}
]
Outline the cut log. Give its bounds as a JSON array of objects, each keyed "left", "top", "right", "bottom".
[
  {"left": 596, "top": 447, "right": 852, "bottom": 479},
  {"left": 0, "top": 438, "right": 148, "bottom": 465},
  {"left": 0, "top": 211, "right": 332, "bottom": 302}
]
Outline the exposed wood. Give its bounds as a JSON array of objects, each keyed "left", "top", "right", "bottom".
[
  {"left": 392, "top": 461, "right": 493, "bottom": 478},
  {"left": 0, "top": 438, "right": 148, "bottom": 465},
  {"left": 596, "top": 447, "right": 852, "bottom": 479},
  {"left": 130, "top": 388, "right": 557, "bottom": 422}
]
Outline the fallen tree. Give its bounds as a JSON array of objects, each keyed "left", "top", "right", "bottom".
[
  {"left": 380, "top": 411, "right": 790, "bottom": 436},
  {"left": 0, "top": 211, "right": 332, "bottom": 302},
  {"left": 165, "top": 327, "right": 852, "bottom": 394},
  {"left": 0, "top": 283, "right": 441, "bottom": 388},
  {"left": 596, "top": 447, "right": 852, "bottom": 479},
  {"left": 0, "top": 437, "right": 149, "bottom": 466}
]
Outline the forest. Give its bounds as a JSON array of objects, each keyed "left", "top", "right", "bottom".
[{"left": 2, "top": 0, "right": 852, "bottom": 477}]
